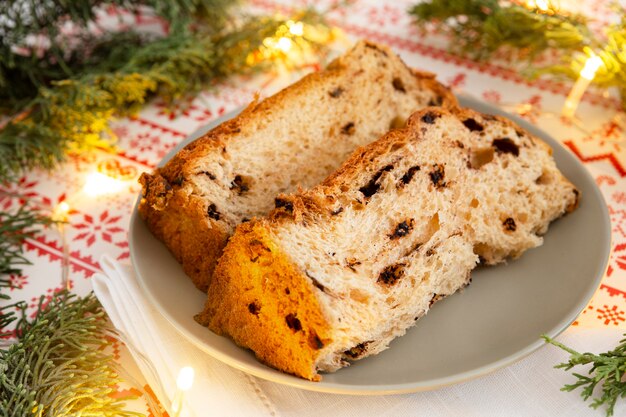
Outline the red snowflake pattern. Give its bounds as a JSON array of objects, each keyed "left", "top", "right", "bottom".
[
  {"left": 0, "top": 176, "right": 39, "bottom": 210},
  {"left": 366, "top": 5, "right": 403, "bottom": 27},
  {"left": 8, "top": 274, "right": 28, "bottom": 290},
  {"left": 129, "top": 132, "right": 161, "bottom": 153},
  {"left": 614, "top": 191, "right": 626, "bottom": 205},
  {"left": 73, "top": 210, "right": 125, "bottom": 247},
  {"left": 609, "top": 205, "right": 626, "bottom": 239},
  {"left": 596, "top": 304, "right": 626, "bottom": 326}
]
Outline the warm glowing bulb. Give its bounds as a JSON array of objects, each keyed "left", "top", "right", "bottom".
[
  {"left": 525, "top": 0, "right": 550, "bottom": 11},
  {"left": 53, "top": 201, "right": 71, "bottom": 222},
  {"left": 580, "top": 55, "right": 603, "bottom": 80},
  {"left": 277, "top": 37, "right": 292, "bottom": 53},
  {"left": 535, "top": 0, "right": 549, "bottom": 11},
  {"left": 289, "top": 21, "right": 304, "bottom": 36},
  {"left": 83, "top": 172, "right": 125, "bottom": 196},
  {"left": 176, "top": 367, "right": 194, "bottom": 391},
  {"left": 57, "top": 202, "right": 70, "bottom": 215}
]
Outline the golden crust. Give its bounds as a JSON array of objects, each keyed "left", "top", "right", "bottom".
[{"left": 196, "top": 221, "right": 332, "bottom": 381}]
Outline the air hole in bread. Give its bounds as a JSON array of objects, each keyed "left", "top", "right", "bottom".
[
  {"left": 172, "top": 176, "right": 184, "bottom": 186},
  {"left": 230, "top": 174, "right": 250, "bottom": 195},
  {"left": 429, "top": 164, "right": 446, "bottom": 188},
  {"left": 469, "top": 148, "right": 494, "bottom": 169},
  {"left": 329, "top": 87, "right": 344, "bottom": 98},
  {"left": 392, "top": 77, "right": 406, "bottom": 93},
  {"left": 344, "top": 342, "right": 370, "bottom": 359},
  {"left": 248, "top": 302, "right": 260, "bottom": 316},
  {"left": 359, "top": 164, "right": 393, "bottom": 198},
  {"left": 207, "top": 203, "right": 220, "bottom": 220},
  {"left": 470, "top": 198, "right": 480, "bottom": 208},
  {"left": 378, "top": 263, "right": 405, "bottom": 286},
  {"left": 341, "top": 122, "right": 356, "bottom": 135},
  {"left": 389, "top": 219, "right": 415, "bottom": 239},
  {"left": 331, "top": 207, "right": 344, "bottom": 216},
  {"left": 503, "top": 217, "right": 517, "bottom": 231},
  {"left": 492, "top": 138, "right": 520, "bottom": 156},
  {"left": 285, "top": 314, "right": 302, "bottom": 331},
  {"left": 389, "top": 116, "right": 405, "bottom": 130},
  {"left": 463, "top": 118, "right": 484, "bottom": 132},
  {"left": 200, "top": 171, "right": 216, "bottom": 180},
  {"left": 421, "top": 112, "right": 438, "bottom": 124},
  {"left": 306, "top": 271, "right": 327, "bottom": 292}
]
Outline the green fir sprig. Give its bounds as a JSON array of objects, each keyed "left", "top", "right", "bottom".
[
  {"left": 409, "top": 0, "right": 590, "bottom": 60},
  {"left": 0, "top": 291, "right": 142, "bottom": 417},
  {"left": 0, "top": 0, "right": 236, "bottom": 109},
  {"left": 0, "top": 197, "right": 54, "bottom": 278},
  {"left": 543, "top": 334, "right": 626, "bottom": 416},
  {"left": 0, "top": 7, "right": 330, "bottom": 183},
  {"left": 410, "top": 0, "right": 626, "bottom": 110}
]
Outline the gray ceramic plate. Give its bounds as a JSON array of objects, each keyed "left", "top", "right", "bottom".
[{"left": 129, "top": 95, "right": 611, "bottom": 394}]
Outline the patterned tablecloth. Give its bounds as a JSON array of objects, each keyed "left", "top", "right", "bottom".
[{"left": 2, "top": 0, "right": 625, "bottom": 414}]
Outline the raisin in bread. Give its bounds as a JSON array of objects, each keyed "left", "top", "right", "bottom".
[
  {"left": 138, "top": 40, "right": 456, "bottom": 291},
  {"left": 196, "top": 106, "right": 579, "bottom": 381}
]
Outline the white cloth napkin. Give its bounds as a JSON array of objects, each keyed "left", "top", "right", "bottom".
[{"left": 92, "top": 255, "right": 626, "bottom": 417}]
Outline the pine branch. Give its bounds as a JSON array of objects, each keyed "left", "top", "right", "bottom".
[
  {"left": 410, "top": 0, "right": 626, "bottom": 109},
  {"left": 543, "top": 334, "right": 626, "bottom": 417},
  {"left": 0, "top": 0, "right": 237, "bottom": 108},
  {"left": 409, "top": 0, "right": 590, "bottom": 61},
  {"left": 0, "top": 291, "right": 143, "bottom": 417},
  {"left": 0, "top": 199, "right": 53, "bottom": 277},
  {"left": 0, "top": 10, "right": 332, "bottom": 183}
]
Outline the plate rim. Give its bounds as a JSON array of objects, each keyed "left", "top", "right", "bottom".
[{"left": 129, "top": 94, "right": 611, "bottom": 395}]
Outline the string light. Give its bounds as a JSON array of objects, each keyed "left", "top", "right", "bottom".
[
  {"left": 523, "top": 0, "right": 559, "bottom": 15},
  {"left": 171, "top": 366, "right": 194, "bottom": 417},
  {"left": 562, "top": 54, "right": 603, "bottom": 119},
  {"left": 52, "top": 201, "right": 71, "bottom": 290},
  {"left": 277, "top": 37, "right": 293, "bottom": 53},
  {"left": 288, "top": 21, "right": 304, "bottom": 36},
  {"left": 83, "top": 171, "right": 127, "bottom": 196},
  {"left": 50, "top": 162, "right": 133, "bottom": 291}
]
